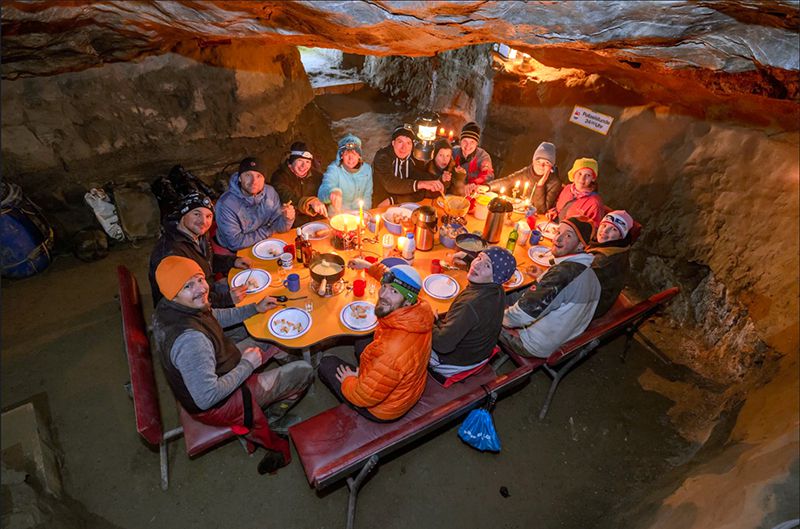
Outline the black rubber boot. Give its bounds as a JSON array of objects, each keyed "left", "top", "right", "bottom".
[{"left": 257, "top": 449, "right": 288, "bottom": 475}]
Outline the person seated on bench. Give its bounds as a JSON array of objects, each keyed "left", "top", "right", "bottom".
[
  {"left": 215, "top": 157, "right": 296, "bottom": 251},
  {"left": 428, "top": 247, "right": 517, "bottom": 381},
  {"left": 318, "top": 264, "right": 435, "bottom": 422},
  {"left": 587, "top": 210, "right": 635, "bottom": 318},
  {"left": 148, "top": 192, "right": 252, "bottom": 308},
  {"left": 500, "top": 216, "right": 601, "bottom": 358},
  {"left": 546, "top": 158, "right": 605, "bottom": 228},
  {"left": 493, "top": 141, "right": 561, "bottom": 213},
  {"left": 152, "top": 256, "right": 313, "bottom": 474},
  {"left": 269, "top": 141, "right": 328, "bottom": 228}
]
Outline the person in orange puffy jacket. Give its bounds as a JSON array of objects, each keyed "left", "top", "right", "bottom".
[{"left": 318, "top": 263, "right": 434, "bottom": 421}]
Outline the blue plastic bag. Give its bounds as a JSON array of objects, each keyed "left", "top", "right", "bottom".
[{"left": 458, "top": 390, "right": 501, "bottom": 452}]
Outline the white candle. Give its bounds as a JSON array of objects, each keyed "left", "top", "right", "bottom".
[
  {"left": 523, "top": 181, "right": 530, "bottom": 196},
  {"left": 374, "top": 213, "right": 381, "bottom": 233},
  {"left": 358, "top": 200, "right": 364, "bottom": 226}
]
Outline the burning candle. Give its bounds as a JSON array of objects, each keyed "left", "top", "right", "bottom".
[
  {"left": 523, "top": 181, "right": 530, "bottom": 196},
  {"left": 448, "top": 130, "right": 454, "bottom": 140},
  {"left": 439, "top": 127, "right": 445, "bottom": 135},
  {"left": 374, "top": 213, "right": 381, "bottom": 234},
  {"left": 358, "top": 200, "right": 364, "bottom": 226},
  {"left": 499, "top": 186, "right": 506, "bottom": 198}
]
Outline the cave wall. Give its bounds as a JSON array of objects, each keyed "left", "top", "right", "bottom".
[
  {"left": 1, "top": 41, "right": 337, "bottom": 245},
  {"left": 361, "top": 44, "right": 495, "bottom": 127},
  {"left": 485, "top": 70, "right": 799, "bottom": 378}
]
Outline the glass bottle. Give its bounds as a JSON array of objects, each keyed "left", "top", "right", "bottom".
[
  {"left": 506, "top": 224, "right": 518, "bottom": 252},
  {"left": 294, "top": 228, "right": 305, "bottom": 264},
  {"left": 301, "top": 233, "right": 314, "bottom": 267}
]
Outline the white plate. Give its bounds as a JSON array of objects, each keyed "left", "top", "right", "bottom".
[
  {"left": 536, "top": 221, "right": 560, "bottom": 241},
  {"left": 422, "top": 274, "right": 460, "bottom": 300},
  {"left": 252, "top": 238, "right": 286, "bottom": 260},
  {"left": 340, "top": 301, "right": 378, "bottom": 331},
  {"left": 231, "top": 269, "right": 272, "bottom": 294},
  {"left": 301, "top": 221, "right": 330, "bottom": 240},
  {"left": 399, "top": 203, "right": 421, "bottom": 212},
  {"left": 504, "top": 269, "right": 523, "bottom": 288},
  {"left": 528, "top": 245, "right": 555, "bottom": 268},
  {"left": 268, "top": 307, "right": 312, "bottom": 339}
]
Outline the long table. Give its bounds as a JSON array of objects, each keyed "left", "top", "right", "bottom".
[{"left": 229, "top": 200, "right": 553, "bottom": 359}]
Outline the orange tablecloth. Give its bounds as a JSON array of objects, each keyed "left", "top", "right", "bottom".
[{"left": 229, "top": 201, "right": 553, "bottom": 350}]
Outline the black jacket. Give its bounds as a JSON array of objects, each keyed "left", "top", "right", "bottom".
[
  {"left": 372, "top": 144, "right": 430, "bottom": 205},
  {"left": 490, "top": 165, "right": 562, "bottom": 213},
  {"left": 269, "top": 163, "right": 325, "bottom": 228},
  {"left": 432, "top": 281, "right": 506, "bottom": 366},
  {"left": 148, "top": 218, "right": 237, "bottom": 308},
  {"left": 587, "top": 236, "right": 632, "bottom": 318}
]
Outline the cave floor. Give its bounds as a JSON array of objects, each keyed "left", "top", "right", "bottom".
[
  {"left": 1, "top": 244, "right": 694, "bottom": 529},
  {"left": 1, "top": 88, "right": 694, "bottom": 529}
]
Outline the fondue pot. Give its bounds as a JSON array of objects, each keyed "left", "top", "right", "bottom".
[{"left": 309, "top": 252, "right": 346, "bottom": 284}]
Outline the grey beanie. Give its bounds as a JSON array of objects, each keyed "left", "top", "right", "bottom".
[{"left": 533, "top": 142, "right": 557, "bottom": 165}]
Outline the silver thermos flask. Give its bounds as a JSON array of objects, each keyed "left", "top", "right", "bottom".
[
  {"left": 413, "top": 205, "right": 438, "bottom": 251},
  {"left": 482, "top": 197, "right": 512, "bottom": 243}
]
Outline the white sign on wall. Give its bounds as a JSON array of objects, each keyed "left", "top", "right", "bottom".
[{"left": 569, "top": 105, "right": 614, "bottom": 135}]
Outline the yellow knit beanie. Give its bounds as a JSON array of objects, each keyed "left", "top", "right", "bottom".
[{"left": 567, "top": 158, "right": 599, "bottom": 182}]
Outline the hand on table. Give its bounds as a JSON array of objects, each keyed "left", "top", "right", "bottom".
[
  {"left": 309, "top": 198, "right": 328, "bottom": 218},
  {"left": 242, "top": 346, "right": 264, "bottom": 368},
  {"left": 418, "top": 180, "right": 445, "bottom": 193},
  {"left": 256, "top": 296, "right": 280, "bottom": 313},
  {"left": 230, "top": 285, "right": 248, "bottom": 304},
  {"left": 234, "top": 256, "right": 252, "bottom": 269},
  {"left": 347, "top": 258, "right": 372, "bottom": 270},
  {"left": 282, "top": 203, "right": 296, "bottom": 223},
  {"left": 335, "top": 364, "right": 358, "bottom": 383},
  {"left": 329, "top": 191, "right": 343, "bottom": 214}
]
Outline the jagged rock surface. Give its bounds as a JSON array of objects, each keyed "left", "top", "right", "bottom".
[{"left": 2, "top": 0, "right": 798, "bottom": 106}]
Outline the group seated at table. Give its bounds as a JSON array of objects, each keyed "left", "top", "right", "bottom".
[{"left": 144, "top": 116, "right": 644, "bottom": 475}]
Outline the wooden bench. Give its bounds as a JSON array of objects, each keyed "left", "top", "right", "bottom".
[
  {"left": 289, "top": 359, "right": 532, "bottom": 529},
  {"left": 495, "top": 287, "right": 680, "bottom": 419},
  {"left": 117, "top": 265, "right": 238, "bottom": 490}
]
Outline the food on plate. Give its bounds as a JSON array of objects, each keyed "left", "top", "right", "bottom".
[
  {"left": 312, "top": 228, "right": 330, "bottom": 238},
  {"left": 246, "top": 277, "right": 260, "bottom": 290},
  {"left": 311, "top": 261, "right": 343, "bottom": 275},
  {"left": 349, "top": 304, "right": 370, "bottom": 320},
  {"left": 274, "top": 318, "right": 304, "bottom": 335}
]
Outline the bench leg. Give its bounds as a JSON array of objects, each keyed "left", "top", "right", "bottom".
[
  {"left": 539, "top": 339, "right": 600, "bottom": 420},
  {"left": 159, "top": 441, "right": 169, "bottom": 491},
  {"left": 345, "top": 455, "right": 379, "bottom": 529}
]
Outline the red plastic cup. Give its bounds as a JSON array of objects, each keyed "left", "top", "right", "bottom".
[
  {"left": 365, "top": 256, "right": 378, "bottom": 264},
  {"left": 353, "top": 279, "right": 366, "bottom": 297},
  {"left": 283, "top": 244, "right": 295, "bottom": 255},
  {"left": 431, "top": 259, "right": 442, "bottom": 274}
]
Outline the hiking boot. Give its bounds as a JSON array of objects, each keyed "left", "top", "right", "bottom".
[
  {"left": 268, "top": 413, "right": 303, "bottom": 436},
  {"left": 266, "top": 400, "right": 293, "bottom": 422},
  {"left": 257, "top": 449, "right": 288, "bottom": 475}
]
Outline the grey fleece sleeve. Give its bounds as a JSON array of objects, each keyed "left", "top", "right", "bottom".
[
  {"left": 171, "top": 330, "right": 257, "bottom": 410},
  {"left": 212, "top": 304, "right": 259, "bottom": 328}
]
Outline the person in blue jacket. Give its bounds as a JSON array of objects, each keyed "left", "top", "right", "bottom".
[
  {"left": 318, "top": 134, "right": 373, "bottom": 214},
  {"left": 215, "top": 157, "right": 295, "bottom": 251}
]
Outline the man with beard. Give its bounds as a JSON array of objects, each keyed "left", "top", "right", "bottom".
[
  {"left": 215, "top": 157, "right": 295, "bottom": 251},
  {"left": 152, "top": 256, "right": 313, "bottom": 473},
  {"left": 500, "top": 216, "right": 601, "bottom": 358},
  {"left": 372, "top": 125, "right": 445, "bottom": 206},
  {"left": 318, "top": 263, "right": 434, "bottom": 421},
  {"left": 148, "top": 192, "right": 251, "bottom": 308}
]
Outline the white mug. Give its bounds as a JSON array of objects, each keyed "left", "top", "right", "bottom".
[{"left": 278, "top": 252, "right": 293, "bottom": 269}]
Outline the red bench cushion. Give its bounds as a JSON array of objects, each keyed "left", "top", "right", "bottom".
[
  {"left": 178, "top": 404, "right": 237, "bottom": 457},
  {"left": 290, "top": 368, "right": 499, "bottom": 489}
]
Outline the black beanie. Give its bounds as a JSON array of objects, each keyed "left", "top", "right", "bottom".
[
  {"left": 392, "top": 125, "right": 416, "bottom": 141},
  {"left": 460, "top": 121, "right": 481, "bottom": 142},
  {"left": 562, "top": 216, "right": 595, "bottom": 247},
  {"left": 238, "top": 157, "right": 265, "bottom": 176},
  {"left": 176, "top": 191, "right": 213, "bottom": 217},
  {"left": 287, "top": 141, "right": 313, "bottom": 164}
]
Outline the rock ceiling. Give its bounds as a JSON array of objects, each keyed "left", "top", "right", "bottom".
[{"left": 2, "top": 1, "right": 799, "bottom": 103}]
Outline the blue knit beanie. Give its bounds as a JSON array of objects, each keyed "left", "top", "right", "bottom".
[
  {"left": 481, "top": 246, "right": 517, "bottom": 285},
  {"left": 337, "top": 134, "right": 363, "bottom": 159}
]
